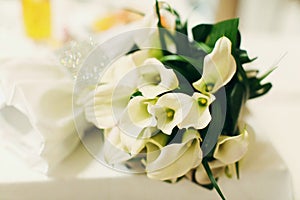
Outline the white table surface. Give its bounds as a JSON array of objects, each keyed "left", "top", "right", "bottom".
[
  {"left": 0, "top": 0, "right": 299, "bottom": 199},
  {"left": 242, "top": 32, "right": 300, "bottom": 199}
]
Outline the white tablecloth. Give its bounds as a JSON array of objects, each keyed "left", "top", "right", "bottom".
[
  {"left": 0, "top": 0, "right": 299, "bottom": 199},
  {"left": 0, "top": 121, "right": 294, "bottom": 200}
]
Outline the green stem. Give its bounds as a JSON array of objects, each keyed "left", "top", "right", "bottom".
[
  {"left": 235, "top": 162, "right": 240, "bottom": 179},
  {"left": 155, "top": 0, "right": 167, "bottom": 52}
]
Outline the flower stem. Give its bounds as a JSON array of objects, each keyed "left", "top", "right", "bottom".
[{"left": 155, "top": 0, "right": 167, "bottom": 52}]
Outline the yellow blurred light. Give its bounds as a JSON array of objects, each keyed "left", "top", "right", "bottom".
[
  {"left": 92, "top": 10, "right": 142, "bottom": 32},
  {"left": 22, "top": 0, "right": 51, "bottom": 40}
]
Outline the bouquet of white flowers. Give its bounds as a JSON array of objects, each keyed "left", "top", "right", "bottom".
[{"left": 73, "top": 1, "right": 273, "bottom": 199}]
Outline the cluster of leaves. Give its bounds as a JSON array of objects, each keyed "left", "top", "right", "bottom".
[{"left": 152, "top": 1, "right": 273, "bottom": 199}]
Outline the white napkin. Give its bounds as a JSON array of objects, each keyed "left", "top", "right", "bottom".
[{"left": 0, "top": 57, "right": 91, "bottom": 173}]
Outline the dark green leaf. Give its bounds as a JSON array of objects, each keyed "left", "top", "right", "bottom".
[
  {"left": 192, "top": 24, "right": 213, "bottom": 43},
  {"left": 228, "top": 82, "right": 247, "bottom": 134},
  {"left": 236, "top": 30, "right": 241, "bottom": 48},
  {"left": 237, "top": 49, "right": 257, "bottom": 64},
  {"left": 202, "top": 159, "right": 226, "bottom": 200},
  {"left": 258, "top": 67, "right": 277, "bottom": 81},
  {"left": 249, "top": 83, "right": 272, "bottom": 99},
  {"left": 130, "top": 90, "right": 142, "bottom": 99},
  {"left": 161, "top": 59, "right": 202, "bottom": 83},
  {"left": 205, "top": 18, "right": 239, "bottom": 51}
]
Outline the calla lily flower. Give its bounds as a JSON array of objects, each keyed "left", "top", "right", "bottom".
[
  {"left": 137, "top": 58, "right": 179, "bottom": 98},
  {"left": 85, "top": 83, "right": 137, "bottom": 129},
  {"left": 103, "top": 126, "right": 167, "bottom": 165},
  {"left": 150, "top": 93, "right": 193, "bottom": 135},
  {"left": 117, "top": 96, "right": 157, "bottom": 138},
  {"left": 178, "top": 92, "right": 215, "bottom": 130},
  {"left": 185, "top": 130, "right": 249, "bottom": 185},
  {"left": 213, "top": 129, "right": 249, "bottom": 164},
  {"left": 193, "top": 36, "right": 236, "bottom": 94},
  {"left": 146, "top": 129, "right": 202, "bottom": 181}
]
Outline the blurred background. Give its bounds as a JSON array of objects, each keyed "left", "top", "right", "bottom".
[{"left": 1, "top": 0, "right": 300, "bottom": 48}]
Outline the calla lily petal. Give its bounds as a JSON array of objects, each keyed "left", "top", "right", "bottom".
[
  {"left": 146, "top": 129, "right": 202, "bottom": 181},
  {"left": 103, "top": 126, "right": 167, "bottom": 165},
  {"left": 101, "top": 54, "right": 137, "bottom": 84},
  {"left": 85, "top": 84, "right": 115, "bottom": 128},
  {"left": 150, "top": 93, "right": 193, "bottom": 135},
  {"left": 193, "top": 36, "right": 236, "bottom": 94},
  {"left": 138, "top": 58, "right": 179, "bottom": 99},
  {"left": 118, "top": 96, "right": 157, "bottom": 138},
  {"left": 178, "top": 93, "right": 215, "bottom": 129},
  {"left": 85, "top": 83, "right": 136, "bottom": 129},
  {"left": 213, "top": 129, "right": 249, "bottom": 165},
  {"left": 104, "top": 126, "right": 148, "bottom": 157}
]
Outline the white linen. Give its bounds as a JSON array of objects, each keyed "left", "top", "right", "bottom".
[{"left": 0, "top": 58, "right": 91, "bottom": 172}]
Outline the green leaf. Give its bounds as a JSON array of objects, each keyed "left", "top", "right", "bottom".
[
  {"left": 192, "top": 18, "right": 239, "bottom": 55},
  {"left": 161, "top": 56, "right": 203, "bottom": 83},
  {"left": 258, "top": 67, "right": 277, "bottom": 81},
  {"left": 160, "top": 55, "right": 203, "bottom": 72},
  {"left": 194, "top": 42, "right": 212, "bottom": 53},
  {"left": 130, "top": 90, "right": 143, "bottom": 99},
  {"left": 249, "top": 83, "right": 272, "bottom": 99},
  {"left": 237, "top": 49, "right": 257, "bottom": 64},
  {"left": 208, "top": 19, "right": 239, "bottom": 51},
  {"left": 236, "top": 30, "right": 241, "bottom": 48},
  {"left": 202, "top": 159, "right": 226, "bottom": 200},
  {"left": 227, "top": 82, "right": 247, "bottom": 135},
  {"left": 192, "top": 24, "right": 213, "bottom": 43}
]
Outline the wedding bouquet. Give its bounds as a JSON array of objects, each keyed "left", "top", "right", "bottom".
[{"left": 75, "top": 1, "right": 273, "bottom": 199}]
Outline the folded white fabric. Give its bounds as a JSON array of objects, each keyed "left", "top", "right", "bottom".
[{"left": 0, "top": 57, "right": 90, "bottom": 173}]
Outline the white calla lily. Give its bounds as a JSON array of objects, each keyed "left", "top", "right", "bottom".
[
  {"left": 150, "top": 93, "right": 193, "bottom": 135},
  {"left": 213, "top": 129, "right": 249, "bottom": 164},
  {"left": 84, "top": 84, "right": 115, "bottom": 128},
  {"left": 118, "top": 96, "right": 157, "bottom": 138},
  {"left": 146, "top": 129, "right": 202, "bottom": 181},
  {"left": 138, "top": 58, "right": 179, "bottom": 98},
  {"left": 193, "top": 36, "right": 236, "bottom": 94},
  {"left": 85, "top": 83, "right": 136, "bottom": 129},
  {"left": 178, "top": 93, "right": 215, "bottom": 130},
  {"left": 103, "top": 126, "right": 167, "bottom": 164}
]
